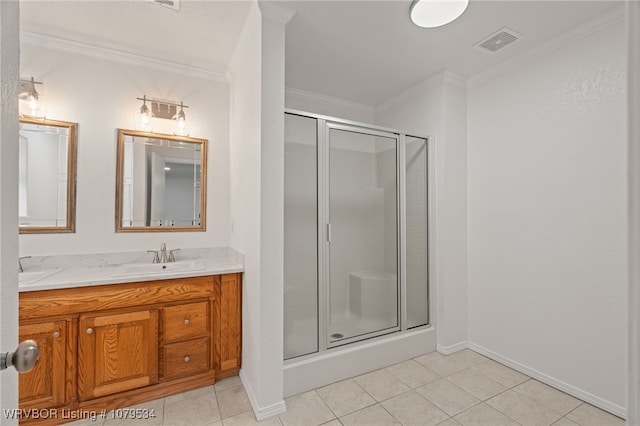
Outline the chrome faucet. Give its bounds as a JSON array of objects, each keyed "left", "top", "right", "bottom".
[
  {"left": 159, "top": 243, "right": 168, "bottom": 264},
  {"left": 147, "top": 243, "right": 179, "bottom": 264}
]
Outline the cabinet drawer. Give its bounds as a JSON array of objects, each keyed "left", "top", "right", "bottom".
[
  {"left": 164, "top": 337, "right": 209, "bottom": 381},
  {"left": 163, "top": 301, "right": 208, "bottom": 343}
]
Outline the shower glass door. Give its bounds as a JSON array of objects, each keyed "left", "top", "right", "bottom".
[
  {"left": 284, "top": 113, "right": 318, "bottom": 360},
  {"left": 326, "top": 124, "right": 399, "bottom": 345}
]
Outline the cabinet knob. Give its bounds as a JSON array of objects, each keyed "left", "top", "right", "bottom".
[
  {"left": 184, "top": 356, "right": 191, "bottom": 363},
  {"left": 184, "top": 319, "right": 190, "bottom": 325},
  {"left": 86, "top": 328, "right": 93, "bottom": 335},
  {"left": 52, "top": 332, "right": 60, "bottom": 338}
]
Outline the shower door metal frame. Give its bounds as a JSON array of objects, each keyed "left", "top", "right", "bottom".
[
  {"left": 320, "top": 120, "right": 403, "bottom": 350},
  {"left": 284, "top": 109, "right": 432, "bottom": 361}
]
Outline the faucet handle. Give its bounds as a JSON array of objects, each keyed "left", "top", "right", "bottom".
[
  {"left": 18, "top": 256, "right": 31, "bottom": 273},
  {"left": 147, "top": 250, "right": 160, "bottom": 264},
  {"left": 168, "top": 249, "right": 180, "bottom": 263}
]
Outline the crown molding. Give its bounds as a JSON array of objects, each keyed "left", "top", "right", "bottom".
[
  {"left": 258, "top": 1, "right": 295, "bottom": 25},
  {"left": 468, "top": 5, "right": 625, "bottom": 88},
  {"left": 285, "top": 87, "right": 375, "bottom": 116},
  {"left": 227, "top": 2, "right": 261, "bottom": 81},
  {"left": 20, "top": 31, "right": 228, "bottom": 82},
  {"left": 376, "top": 70, "right": 467, "bottom": 113}
]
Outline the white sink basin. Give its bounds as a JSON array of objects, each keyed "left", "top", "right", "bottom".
[
  {"left": 113, "top": 260, "right": 205, "bottom": 277},
  {"left": 19, "top": 269, "right": 61, "bottom": 285}
]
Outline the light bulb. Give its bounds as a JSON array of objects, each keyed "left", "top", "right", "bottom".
[
  {"left": 172, "top": 103, "right": 190, "bottom": 136},
  {"left": 19, "top": 77, "right": 46, "bottom": 119},
  {"left": 134, "top": 96, "right": 154, "bottom": 132}
]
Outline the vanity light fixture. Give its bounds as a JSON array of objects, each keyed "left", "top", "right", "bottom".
[
  {"left": 19, "top": 77, "right": 46, "bottom": 119},
  {"left": 410, "top": 0, "right": 469, "bottom": 28},
  {"left": 172, "top": 102, "right": 190, "bottom": 136},
  {"left": 135, "top": 96, "right": 191, "bottom": 136},
  {"left": 135, "top": 96, "right": 155, "bottom": 132}
]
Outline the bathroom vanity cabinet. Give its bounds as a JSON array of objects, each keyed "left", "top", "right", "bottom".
[{"left": 18, "top": 273, "right": 242, "bottom": 424}]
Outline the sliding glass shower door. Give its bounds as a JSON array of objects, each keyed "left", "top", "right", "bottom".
[{"left": 326, "top": 125, "right": 399, "bottom": 345}]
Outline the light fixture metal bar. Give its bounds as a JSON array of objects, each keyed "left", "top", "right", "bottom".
[{"left": 136, "top": 96, "right": 189, "bottom": 120}]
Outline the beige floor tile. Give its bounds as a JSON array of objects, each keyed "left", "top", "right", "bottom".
[
  {"left": 416, "top": 378, "right": 481, "bottom": 416},
  {"left": 319, "top": 421, "right": 342, "bottom": 426},
  {"left": 339, "top": 404, "right": 401, "bottom": 426},
  {"left": 66, "top": 415, "right": 106, "bottom": 426},
  {"left": 380, "top": 390, "right": 449, "bottom": 426},
  {"left": 454, "top": 403, "right": 518, "bottom": 426},
  {"left": 551, "top": 418, "right": 580, "bottom": 426},
  {"left": 316, "top": 379, "right": 376, "bottom": 417},
  {"left": 437, "top": 419, "right": 462, "bottom": 426},
  {"left": 447, "top": 350, "right": 488, "bottom": 366},
  {"left": 103, "top": 398, "right": 164, "bottom": 426},
  {"left": 279, "top": 391, "right": 335, "bottom": 426},
  {"left": 565, "top": 404, "right": 625, "bottom": 426},
  {"left": 446, "top": 369, "right": 507, "bottom": 400},
  {"left": 513, "top": 380, "right": 582, "bottom": 416},
  {"left": 385, "top": 359, "right": 441, "bottom": 388},
  {"left": 222, "top": 410, "right": 282, "bottom": 426},
  {"left": 471, "top": 359, "right": 529, "bottom": 388},
  {"left": 215, "top": 376, "right": 243, "bottom": 392},
  {"left": 353, "top": 369, "right": 411, "bottom": 402},
  {"left": 217, "top": 384, "right": 253, "bottom": 419},
  {"left": 414, "top": 352, "right": 470, "bottom": 377},
  {"left": 163, "top": 392, "right": 221, "bottom": 426},
  {"left": 165, "top": 385, "right": 215, "bottom": 404},
  {"left": 487, "top": 389, "right": 562, "bottom": 426},
  {"left": 203, "top": 421, "right": 223, "bottom": 426}
]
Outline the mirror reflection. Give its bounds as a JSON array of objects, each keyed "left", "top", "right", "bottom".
[
  {"left": 19, "top": 118, "right": 77, "bottom": 233},
  {"left": 116, "top": 129, "right": 207, "bottom": 232}
]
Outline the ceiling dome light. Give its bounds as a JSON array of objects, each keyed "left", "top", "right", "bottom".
[{"left": 410, "top": 0, "right": 469, "bottom": 28}]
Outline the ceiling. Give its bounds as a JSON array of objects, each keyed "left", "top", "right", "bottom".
[
  {"left": 19, "top": 0, "right": 253, "bottom": 73},
  {"left": 20, "top": 0, "right": 623, "bottom": 106}
]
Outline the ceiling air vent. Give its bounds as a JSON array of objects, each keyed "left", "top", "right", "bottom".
[
  {"left": 148, "top": 0, "right": 179, "bottom": 11},
  {"left": 475, "top": 27, "right": 522, "bottom": 53}
]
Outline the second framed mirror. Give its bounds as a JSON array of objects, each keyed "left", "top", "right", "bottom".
[
  {"left": 115, "top": 129, "right": 207, "bottom": 232},
  {"left": 19, "top": 118, "right": 77, "bottom": 234}
]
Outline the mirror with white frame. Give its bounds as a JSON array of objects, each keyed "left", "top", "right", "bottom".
[
  {"left": 116, "top": 129, "right": 207, "bottom": 232},
  {"left": 19, "top": 118, "right": 77, "bottom": 233}
]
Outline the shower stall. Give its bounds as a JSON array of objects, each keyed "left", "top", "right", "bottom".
[{"left": 284, "top": 110, "right": 432, "bottom": 388}]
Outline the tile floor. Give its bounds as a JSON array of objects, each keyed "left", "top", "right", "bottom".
[{"left": 68, "top": 350, "right": 625, "bottom": 426}]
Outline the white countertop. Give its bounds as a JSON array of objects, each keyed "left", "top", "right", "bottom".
[{"left": 19, "top": 256, "right": 244, "bottom": 292}]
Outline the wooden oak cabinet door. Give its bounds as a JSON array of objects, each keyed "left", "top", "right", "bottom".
[
  {"left": 19, "top": 320, "right": 67, "bottom": 409},
  {"left": 78, "top": 309, "right": 158, "bottom": 400},
  {"left": 216, "top": 274, "right": 241, "bottom": 373}
]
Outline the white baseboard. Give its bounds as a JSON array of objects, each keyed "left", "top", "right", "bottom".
[
  {"left": 467, "top": 343, "right": 626, "bottom": 419},
  {"left": 239, "top": 369, "right": 287, "bottom": 421},
  {"left": 437, "top": 341, "right": 469, "bottom": 355}
]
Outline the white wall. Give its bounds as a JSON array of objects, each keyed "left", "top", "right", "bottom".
[
  {"left": 0, "top": 0, "right": 20, "bottom": 417},
  {"left": 285, "top": 88, "right": 375, "bottom": 124},
  {"left": 228, "top": 2, "right": 264, "bottom": 416},
  {"left": 628, "top": 2, "right": 640, "bottom": 422},
  {"left": 376, "top": 73, "right": 469, "bottom": 352},
  {"left": 229, "top": 1, "right": 293, "bottom": 419},
  {"left": 18, "top": 43, "right": 230, "bottom": 256},
  {"left": 467, "top": 21, "right": 627, "bottom": 414}
]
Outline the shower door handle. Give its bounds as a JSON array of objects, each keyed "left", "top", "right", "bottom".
[{"left": 327, "top": 223, "right": 332, "bottom": 242}]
